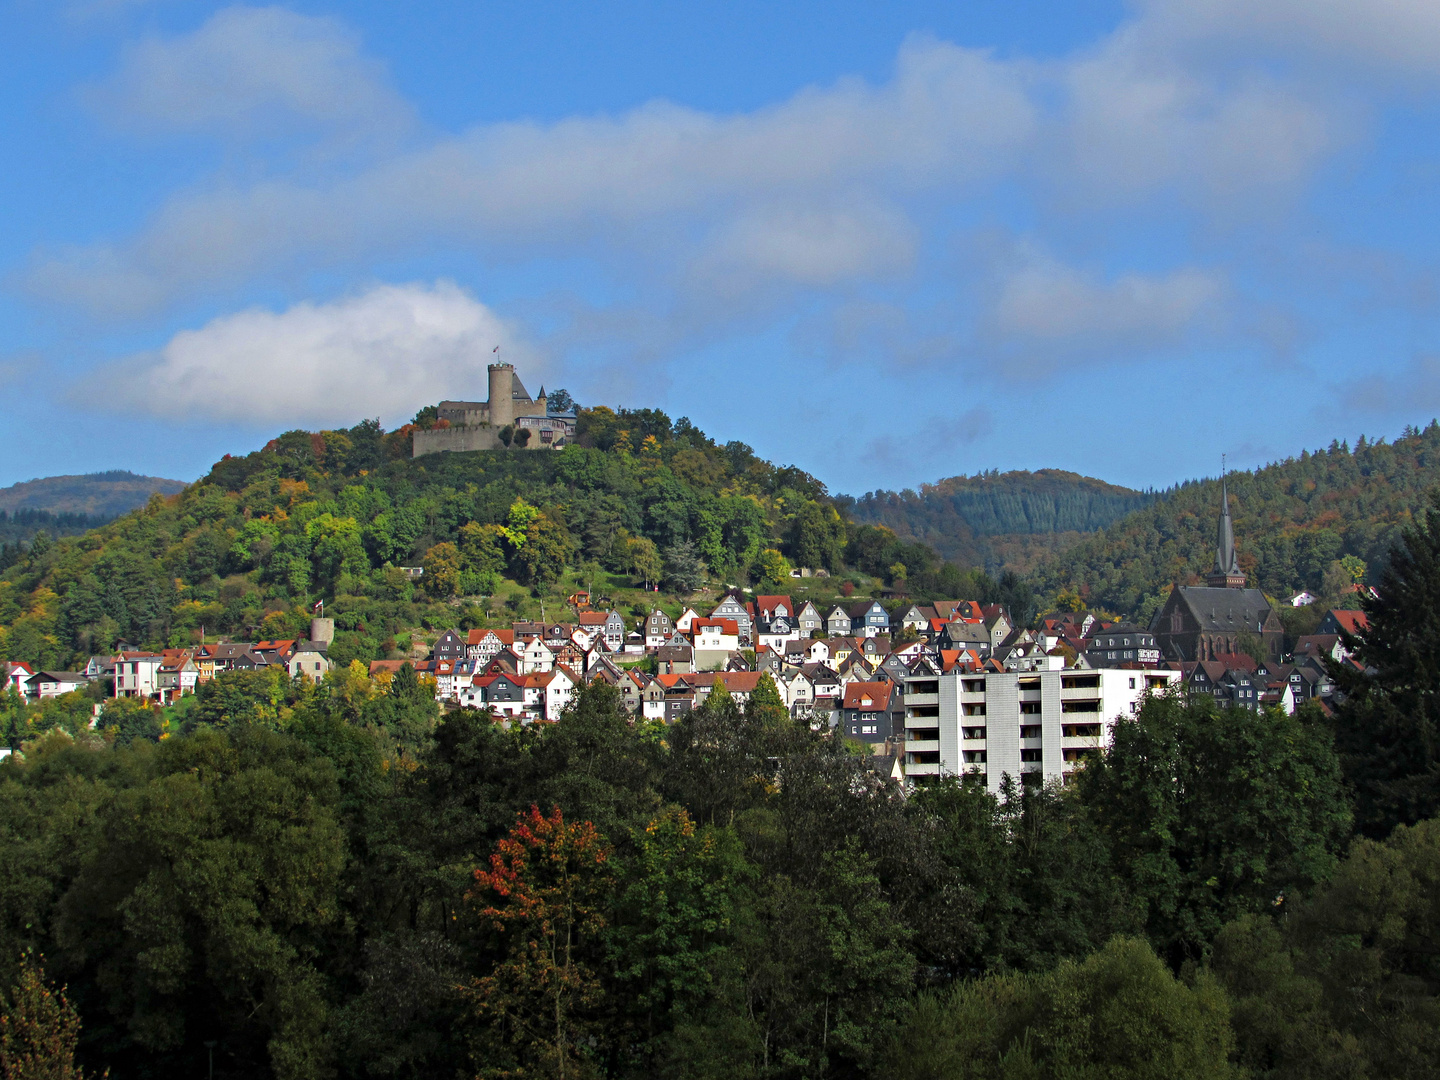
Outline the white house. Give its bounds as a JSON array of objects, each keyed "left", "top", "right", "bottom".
[
  {"left": 692, "top": 618, "right": 740, "bottom": 670},
  {"left": 519, "top": 638, "right": 555, "bottom": 675},
  {"left": 25, "top": 671, "right": 90, "bottom": 700},
  {"left": 534, "top": 665, "right": 579, "bottom": 720},
  {"left": 113, "top": 653, "right": 165, "bottom": 699}
]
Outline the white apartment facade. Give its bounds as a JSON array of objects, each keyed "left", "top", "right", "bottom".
[{"left": 903, "top": 667, "right": 1181, "bottom": 793}]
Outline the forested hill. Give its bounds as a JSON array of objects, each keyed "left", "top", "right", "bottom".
[
  {"left": 0, "top": 470, "right": 188, "bottom": 516},
  {"left": 1032, "top": 422, "right": 1440, "bottom": 619},
  {"left": 844, "top": 469, "right": 1160, "bottom": 569},
  {"left": 0, "top": 408, "right": 980, "bottom": 669}
]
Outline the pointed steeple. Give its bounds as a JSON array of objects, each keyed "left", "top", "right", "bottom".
[{"left": 1206, "top": 465, "right": 1246, "bottom": 588}]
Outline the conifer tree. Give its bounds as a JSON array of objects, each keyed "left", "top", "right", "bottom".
[{"left": 1331, "top": 499, "right": 1440, "bottom": 836}]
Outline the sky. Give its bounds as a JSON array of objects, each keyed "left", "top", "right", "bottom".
[{"left": 3, "top": 0, "right": 1440, "bottom": 496}]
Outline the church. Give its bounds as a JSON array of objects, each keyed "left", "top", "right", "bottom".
[{"left": 1151, "top": 478, "right": 1285, "bottom": 662}]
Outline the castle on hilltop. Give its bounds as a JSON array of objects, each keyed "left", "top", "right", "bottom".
[{"left": 412, "top": 363, "right": 576, "bottom": 458}]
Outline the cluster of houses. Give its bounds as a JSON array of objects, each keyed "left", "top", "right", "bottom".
[
  {"left": 0, "top": 493, "right": 1376, "bottom": 793},
  {"left": 1, "top": 623, "right": 336, "bottom": 706}
]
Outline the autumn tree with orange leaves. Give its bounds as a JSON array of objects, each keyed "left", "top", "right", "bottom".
[{"left": 467, "top": 805, "right": 616, "bottom": 1080}]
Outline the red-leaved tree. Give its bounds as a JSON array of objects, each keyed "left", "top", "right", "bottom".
[{"left": 467, "top": 805, "right": 614, "bottom": 1080}]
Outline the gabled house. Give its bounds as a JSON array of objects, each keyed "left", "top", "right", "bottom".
[
  {"left": 1318, "top": 609, "right": 1368, "bottom": 638},
  {"left": 692, "top": 618, "right": 740, "bottom": 669},
  {"left": 796, "top": 602, "right": 824, "bottom": 638},
  {"left": 432, "top": 629, "right": 467, "bottom": 663},
  {"left": 157, "top": 656, "right": 199, "bottom": 702},
  {"left": 288, "top": 646, "right": 331, "bottom": 682},
  {"left": 849, "top": 601, "right": 891, "bottom": 638},
  {"left": 534, "top": 665, "right": 579, "bottom": 720},
  {"left": 825, "top": 606, "right": 852, "bottom": 637},
  {"left": 709, "top": 595, "right": 754, "bottom": 645},
  {"left": 656, "top": 644, "right": 694, "bottom": 674},
  {"left": 645, "top": 609, "right": 675, "bottom": 649},
  {"left": 3, "top": 662, "right": 35, "bottom": 695},
  {"left": 841, "top": 681, "right": 899, "bottom": 744},
  {"left": 467, "top": 628, "right": 516, "bottom": 662},
  {"left": 674, "top": 607, "right": 702, "bottom": 634},
  {"left": 519, "top": 638, "right": 556, "bottom": 674},
  {"left": 25, "top": 671, "right": 90, "bottom": 700}
]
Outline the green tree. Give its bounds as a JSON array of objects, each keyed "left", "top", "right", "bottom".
[
  {"left": 661, "top": 541, "right": 705, "bottom": 594},
  {"left": 1078, "top": 695, "right": 1351, "bottom": 960},
  {"left": 1330, "top": 500, "right": 1440, "bottom": 835},
  {"left": 56, "top": 726, "right": 345, "bottom": 1080},
  {"left": 606, "top": 808, "right": 748, "bottom": 1065},
  {"left": 422, "top": 542, "right": 461, "bottom": 598},
  {"left": 891, "top": 936, "right": 1240, "bottom": 1080},
  {"left": 626, "top": 536, "right": 663, "bottom": 590}
]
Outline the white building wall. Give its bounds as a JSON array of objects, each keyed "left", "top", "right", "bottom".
[{"left": 909, "top": 668, "right": 1181, "bottom": 794}]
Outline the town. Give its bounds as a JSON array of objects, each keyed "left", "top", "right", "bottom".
[{"left": 0, "top": 484, "right": 1368, "bottom": 794}]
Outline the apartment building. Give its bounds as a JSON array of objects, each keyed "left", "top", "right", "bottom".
[{"left": 903, "top": 667, "right": 1180, "bottom": 793}]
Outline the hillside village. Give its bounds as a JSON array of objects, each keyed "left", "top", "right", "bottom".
[{"left": 1, "top": 483, "right": 1370, "bottom": 790}]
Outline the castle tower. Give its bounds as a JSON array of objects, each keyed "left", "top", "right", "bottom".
[
  {"left": 488, "top": 362, "right": 515, "bottom": 428},
  {"left": 1205, "top": 475, "right": 1247, "bottom": 589}
]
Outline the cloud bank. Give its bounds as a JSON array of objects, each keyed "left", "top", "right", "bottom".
[{"left": 86, "top": 281, "right": 535, "bottom": 428}]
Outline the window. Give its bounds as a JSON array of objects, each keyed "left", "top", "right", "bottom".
[
  {"left": 1061, "top": 700, "right": 1101, "bottom": 713},
  {"left": 1062, "top": 747, "right": 1094, "bottom": 763},
  {"left": 962, "top": 726, "right": 986, "bottom": 740},
  {"left": 1062, "top": 723, "right": 1101, "bottom": 738},
  {"left": 962, "top": 679, "right": 985, "bottom": 693},
  {"left": 963, "top": 750, "right": 987, "bottom": 764},
  {"left": 963, "top": 703, "right": 987, "bottom": 716},
  {"left": 1019, "top": 725, "right": 1042, "bottom": 739},
  {"left": 1020, "top": 701, "right": 1042, "bottom": 714},
  {"left": 1129, "top": 677, "right": 1136, "bottom": 689},
  {"left": 1061, "top": 674, "right": 1101, "bottom": 689},
  {"left": 1018, "top": 677, "right": 1041, "bottom": 690},
  {"left": 1020, "top": 748, "right": 1043, "bottom": 762}
]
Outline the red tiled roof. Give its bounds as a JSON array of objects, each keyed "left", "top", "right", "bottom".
[
  {"left": 843, "top": 681, "right": 892, "bottom": 710},
  {"left": 692, "top": 618, "right": 739, "bottom": 636},
  {"left": 1328, "top": 610, "right": 1368, "bottom": 635}
]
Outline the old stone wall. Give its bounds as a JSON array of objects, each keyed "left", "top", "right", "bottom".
[{"left": 412, "top": 425, "right": 504, "bottom": 457}]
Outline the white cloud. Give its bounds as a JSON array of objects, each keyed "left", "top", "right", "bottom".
[
  {"left": 86, "top": 281, "right": 536, "bottom": 427},
  {"left": 88, "top": 5, "right": 411, "bottom": 138},
  {"left": 1138, "top": 0, "right": 1440, "bottom": 81},
  {"left": 984, "top": 244, "right": 1228, "bottom": 361}
]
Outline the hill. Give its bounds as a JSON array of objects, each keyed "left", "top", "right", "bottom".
[
  {"left": 0, "top": 409, "right": 997, "bottom": 669},
  {"left": 844, "top": 469, "right": 1161, "bottom": 572},
  {"left": 0, "top": 470, "right": 189, "bottom": 517},
  {"left": 1031, "top": 423, "right": 1440, "bottom": 621}
]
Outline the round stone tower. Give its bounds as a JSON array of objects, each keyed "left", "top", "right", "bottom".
[{"left": 488, "top": 362, "right": 514, "bottom": 428}]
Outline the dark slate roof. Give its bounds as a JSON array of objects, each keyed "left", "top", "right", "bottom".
[{"left": 1173, "top": 587, "right": 1274, "bottom": 632}]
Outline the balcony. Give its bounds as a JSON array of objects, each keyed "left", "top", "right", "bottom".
[
  {"left": 905, "top": 739, "right": 940, "bottom": 754},
  {"left": 906, "top": 761, "right": 941, "bottom": 776}
]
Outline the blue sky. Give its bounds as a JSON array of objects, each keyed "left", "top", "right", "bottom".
[{"left": 4, "top": 0, "right": 1440, "bottom": 496}]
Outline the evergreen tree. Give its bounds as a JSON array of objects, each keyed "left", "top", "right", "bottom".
[{"left": 1331, "top": 500, "right": 1440, "bottom": 836}]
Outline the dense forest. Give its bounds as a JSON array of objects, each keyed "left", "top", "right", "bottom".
[
  {"left": 0, "top": 508, "right": 115, "bottom": 548},
  {"left": 1031, "top": 423, "right": 1440, "bottom": 619},
  {"left": 0, "top": 409, "right": 1017, "bottom": 671},
  {"left": 845, "top": 469, "right": 1160, "bottom": 569},
  {"left": 0, "top": 470, "right": 188, "bottom": 517}
]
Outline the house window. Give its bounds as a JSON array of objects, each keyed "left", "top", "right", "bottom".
[
  {"left": 1129, "top": 677, "right": 1136, "bottom": 689},
  {"left": 1020, "top": 748, "right": 1043, "bottom": 762},
  {"left": 1019, "top": 725, "right": 1042, "bottom": 739}
]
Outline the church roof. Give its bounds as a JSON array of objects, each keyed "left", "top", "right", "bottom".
[{"left": 1173, "top": 586, "right": 1274, "bottom": 633}]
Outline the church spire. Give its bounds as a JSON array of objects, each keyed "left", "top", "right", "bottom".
[{"left": 1207, "top": 459, "right": 1246, "bottom": 588}]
